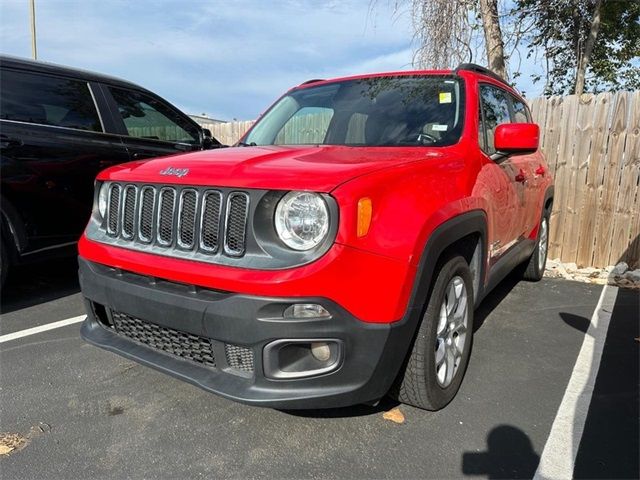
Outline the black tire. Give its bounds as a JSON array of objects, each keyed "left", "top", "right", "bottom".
[
  {"left": 392, "top": 255, "right": 474, "bottom": 411},
  {"left": 522, "top": 210, "right": 550, "bottom": 281},
  {"left": 0, "top": 237, "right": 8, "bottom": 290}
]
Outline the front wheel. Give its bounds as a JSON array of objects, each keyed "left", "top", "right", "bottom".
[{"left": 392, "top": 255, "right": 474, "bottom": 411}]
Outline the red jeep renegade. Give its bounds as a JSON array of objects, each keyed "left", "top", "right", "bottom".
[{"left": 79, "top": 64, "right": 553, "bottom": 410}]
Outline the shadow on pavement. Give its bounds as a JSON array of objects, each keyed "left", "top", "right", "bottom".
[
  {"left": 0, "top": 256, "right": 80, "bottom": 315},
  {"left": 282, "top": 396, "right": 400, "bottom": 419},
  {"left": 559, "top": 312, "right": 591, "bottom": 333},
  {"left": 573, "top": 287, "right": 639, "bottom": 479},
  {"left": 462, "top": 425, "right": 540, "bottom": 479},
  {"left": 473, "top": 270, "right": 522, "bottom": 333}
]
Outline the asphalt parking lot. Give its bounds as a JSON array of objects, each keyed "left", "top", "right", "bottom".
[{"left": 1, "top": 257, "right": 638, "bottom": 479}]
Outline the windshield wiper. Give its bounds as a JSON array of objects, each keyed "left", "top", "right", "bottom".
[{"left": 237, "top": 141, "right": 257, "bottom": 147}]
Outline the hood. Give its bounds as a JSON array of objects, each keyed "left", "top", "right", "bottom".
[{"left": 98, "top": 145, "right": 447, "bottom": 192}]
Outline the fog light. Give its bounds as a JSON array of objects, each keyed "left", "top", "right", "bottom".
[
  {"left": 263, "top": 339, "right": 343, "bottom": 379},
  {"left": 284, "top": 304, "right": 331, "bottom": 319},
  {"left": 311, "top": 342, "right": 331, "bottom": 362}
]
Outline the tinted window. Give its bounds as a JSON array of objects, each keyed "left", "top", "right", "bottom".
[
  {"left": 109, "top": 88, "right": 199, "bottom": 144},
  {"left": 479, "top": 85, "right": 511, "bottom": 155},
  {"left": 245, "top": 76, "right": 464, "bottom": 147},
  {"left": 0, "top": 69, "right": 101, "bottom": 131},
  {"left": 511, "top": 96, "right": 531, "bottom": 122}
]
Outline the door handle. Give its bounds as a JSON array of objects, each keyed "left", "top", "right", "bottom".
[
  {"left": 0, "top": 135, "right": 23, "bottom": 149},
  {"left": 515, "top": 170, "right": 527, "bottom": 183}
]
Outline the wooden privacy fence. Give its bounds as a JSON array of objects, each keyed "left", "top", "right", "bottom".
[
  {"left": 198, "top": 120, "right": 255, "bottom": 147},
  {"left": 193, "top": 90, "right": 640, "bottom": 268},
  {"left": 530, "top": 91, "right": 639, "bottom": 268}
]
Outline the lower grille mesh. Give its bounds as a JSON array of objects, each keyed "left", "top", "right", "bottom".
[
  {"left": 225, "top": 344, "right": 255, "bottom": 373},
  {"left": 111, "top": 310, "right": 216, "bottom": 367}
]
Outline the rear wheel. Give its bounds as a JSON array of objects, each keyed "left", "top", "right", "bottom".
[
  {"left": 522, "top": 210, "right": 549, "bottom": 281},
  {"left": 393, "top": 255, "right": 474, "bottom": 410}
]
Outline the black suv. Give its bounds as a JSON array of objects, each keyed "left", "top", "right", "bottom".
[{"left": 0, "top": 55, "right": 221, "bottom": 286}]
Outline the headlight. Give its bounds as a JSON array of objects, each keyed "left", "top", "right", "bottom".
[
  {"left": 97, "top": 182, "right": 109, "bottom": 218},
  {"left": 275, "top": 191, "right": 329, "bottom": 250}
]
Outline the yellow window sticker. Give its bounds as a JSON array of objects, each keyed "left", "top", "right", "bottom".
[{"left": 439, "top": 92, "right": 452, "bottom": 104}]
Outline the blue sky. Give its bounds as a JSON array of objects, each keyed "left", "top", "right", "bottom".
[{"left": 0, "top": 0, "right": 541, "bottom": 120}]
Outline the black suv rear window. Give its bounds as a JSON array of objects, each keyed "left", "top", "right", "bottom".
[{"left": 0, "top": 69, "right": 102, "bottom": 132}]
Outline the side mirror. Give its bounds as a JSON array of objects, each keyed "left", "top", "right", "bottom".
[{"left": 494, "top": 123, "right": 539, "bottom": 154}]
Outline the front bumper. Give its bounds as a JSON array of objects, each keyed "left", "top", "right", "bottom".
[{"left": 79, "top": 258, "right": 415, "bottom": 408}]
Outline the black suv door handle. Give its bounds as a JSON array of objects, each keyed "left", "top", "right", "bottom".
[{"left": 0, "top": 135, "right": 23, "bottom": 149}]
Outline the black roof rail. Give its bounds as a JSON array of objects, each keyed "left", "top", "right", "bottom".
[
  {"left": 454, "top": 63, "right": 509, "bottom": 87},
  {"left": 300, "top": 78, "right": 324, "bottom": 86}
]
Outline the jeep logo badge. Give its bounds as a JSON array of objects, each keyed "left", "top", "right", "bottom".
[{"left": 159, "top": 166, "right": 189, "bottom": 178}]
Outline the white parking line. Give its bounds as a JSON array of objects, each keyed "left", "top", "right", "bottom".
[
  {"left": 534, "top": 284, "right": 618, "bottom": 480},
  {"left": 0, "top": 315, "right": 86, "bottom": 344}
]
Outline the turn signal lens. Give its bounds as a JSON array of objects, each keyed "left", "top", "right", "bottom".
[
  {"left": 357, "top": 197, "right": 373, "bottom": 237},
  {"left": 97, "top": 182, "right": 109, "bottom": 218}
]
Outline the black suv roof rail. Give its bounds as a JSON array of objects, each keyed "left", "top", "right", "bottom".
[{"left": 454, "top": 63, "right": 509, "bottom": 87}]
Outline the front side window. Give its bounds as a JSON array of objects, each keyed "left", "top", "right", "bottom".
[
  {"left": 244, "top": 76, "right": 464, "bottom": 147},
  {"left": 479, "top": 85, "right": 511, "bottom": 155},
  {"left": 109, "top": 88, "right": 198, "bottom": 144},
  {"left": 0, "top": 69, "right": 101, "bottom": 131},
  {"left": 511, "top": 96, "right": 531, "bottom": 123}
]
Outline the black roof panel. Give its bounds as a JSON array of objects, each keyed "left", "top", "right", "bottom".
[{"left": 0, "top": 54, "right": 147, "bottom": 92}]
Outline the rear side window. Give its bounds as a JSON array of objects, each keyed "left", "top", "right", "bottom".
[
  {"left": 109, "top": 88, "right": 199, "bottom": 144},
  {"left": 0, "top": 69, "right": 102, "bottom": 131},
  {"left": 479, "top": 85, "right": 511, "bottom": 155}
]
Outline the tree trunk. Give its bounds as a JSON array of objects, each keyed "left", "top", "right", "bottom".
[
  {"left": 478, "top": 0, "right": 507, "bottom": 80},
  {"left": 575, "top": 0, "right": 603, "bottom": 95}
]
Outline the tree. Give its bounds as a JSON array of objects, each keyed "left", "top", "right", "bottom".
[
  {"left": 404, "top": 0, "right": 639, "bottom": 95},
  {"left": 408, "top": 0, "right": 509, "bottom": 79},
  {"left": 478, "top": 0, "right": 508, "bottom": 79},
  {"left": 515, "top": 0, "right": 640, "bottom": 95}
]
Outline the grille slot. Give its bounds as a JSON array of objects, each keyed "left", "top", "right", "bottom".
[
  {"left": 111, "top": 310, "right": 216, "bottom": 367},
  {"left": 157, "top": 188, "right": 176, "bottom": 246},
  {"left": 138, "top": 186, "right": 155, "bottom": 243},
  {"left": 177, "top": 189, "right": 198, "bottom": 248},
  {"left": 224, "top": 192, "right": 250, "bottom": 256},
  {"left": 107, "top": 184, "right": 121, "bottom": 236},
  {"left": 122, "top": 185, "right": 137, "bottom": 239},
  {"left": 225, "top": 343, "right": 255, "bottom": 373},
  {"left": 200, "top": 191, "right": 222, "bottom": 252}
]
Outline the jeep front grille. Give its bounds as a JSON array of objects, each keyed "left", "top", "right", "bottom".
[{"left": 104, "top": 183, "right": 250, "bottom": 257}]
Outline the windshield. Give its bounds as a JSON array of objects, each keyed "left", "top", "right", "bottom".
[{"left": 244, "top": 76, "right": 464, "bottom": 147}]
